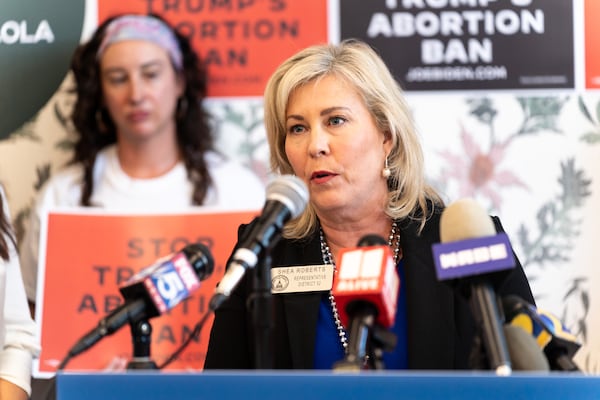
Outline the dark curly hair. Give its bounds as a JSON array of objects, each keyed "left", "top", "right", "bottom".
[{"left": 69, "top": 13, "right": 214, "bottom": 206}]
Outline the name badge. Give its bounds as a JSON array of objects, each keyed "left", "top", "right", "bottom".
[{"left": 271, "top": 264, "right": 334, "bottom": 294}]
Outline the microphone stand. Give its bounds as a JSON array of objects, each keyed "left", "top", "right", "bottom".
[
  {"left": 252, "top": 253, "right": 274, "bottom": 369},
  {"left": 126, "top": 318, "right": 158, "bottom": 370},
  {"left": 333, "top": 307, "right": 375, "bottom": 371},
  {"left": 333, "top": 303, "right": 397, "bottom": 371},
  {"left": 371, "top": 325, "right": 397, "bottom": 369},
  {"left": 469, "top": 281, "right": 511, "bottom": 375}
]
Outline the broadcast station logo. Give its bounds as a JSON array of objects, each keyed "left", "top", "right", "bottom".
[
  {"left": 432, "top": 233, "right": 515, "bottom": 281},
  {"left": 438, "top": 242, "right": 508, "bottom": 269},
  {"left": 146, "top": 253, "right": 200, "bottom": 313},
  {"left": 0, "top": 0, "right": 85, "bottom": 138}
]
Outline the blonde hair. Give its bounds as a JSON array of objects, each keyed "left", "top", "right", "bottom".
[{"left": 264, "top": 39, "right": 442, "bottom": 238}]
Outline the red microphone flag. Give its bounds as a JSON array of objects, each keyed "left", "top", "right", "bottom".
[{"left": 331, "top": 245, "right": 400, "bottom": 328}]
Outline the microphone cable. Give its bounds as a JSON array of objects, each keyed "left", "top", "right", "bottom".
[{"left": 157, "top": 309, "right": 213, "bottom": 369}]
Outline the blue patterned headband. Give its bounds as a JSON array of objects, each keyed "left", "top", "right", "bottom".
[{"left": 97, "top": 15, "right": 183, "bottom": 70}]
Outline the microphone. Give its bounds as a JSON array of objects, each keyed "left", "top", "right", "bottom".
[
  {"left": 209, "top": 174, "right": 308, "bottom": 310},
  {"left": 332, "top": 234, "right": 400, "bottom": 370},
  {"left": 64, "top": 242, "right": 214, "bottom": 360},
  {"left": 503, "top": 325, "right": 550, "bottom": 371},
  {"left": 502, "top": 294, "right": 581, "bottom": 371},
  {"left": 432, "top": 198, "right": 516, "bottom": 376}
]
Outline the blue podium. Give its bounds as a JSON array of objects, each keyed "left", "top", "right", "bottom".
[{"left": 56, "top": 370, "right": 600, "bottom": 400}]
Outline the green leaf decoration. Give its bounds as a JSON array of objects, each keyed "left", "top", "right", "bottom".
[
  {"left": 516, "top": 97, "right": 568, "bottom": 135},
  {"left": 577, "top": 96, "right": 595, "bottom": 125},
  {"left": 518, "top": 158, "right": 591, "bottom": 268},
  {"left": 580, "top": 132, "right": 600, "bottom": 143}
]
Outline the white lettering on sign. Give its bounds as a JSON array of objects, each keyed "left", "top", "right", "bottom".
[
  {"left": 0, "top": 20, "right": 55, "bottom": 44},
  {"left": 439, "top": 243, "right": 508, "bottom": 269},
  {"left": 367, "top": 9, "right": 544, "bottom": 38}
]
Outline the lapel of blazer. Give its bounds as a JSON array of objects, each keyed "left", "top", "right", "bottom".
[
  {"left": 282, "top": 292, "right": 322, "bottom": 368},
  {"left": 400, "top": 212, "right": 457, "bottom": 369},
  {"left": 272, "top": 234, "right": 323, "bottom": 369}
]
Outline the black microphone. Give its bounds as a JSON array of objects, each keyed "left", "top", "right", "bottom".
[
  {"left": 332, "top": 234, "right": 400, "bottom": 371},
  {"left": 63, "top": 243, "right": 214, "bottom": 362},
  {"left": 503, "top": 294, "right": 581, "bottom": 371},
  {"left": 209, "top": 174, "right": 308, "bottom": 311},
  {"left": 432, "top": 198, "right": 516, "bottom": 376}
]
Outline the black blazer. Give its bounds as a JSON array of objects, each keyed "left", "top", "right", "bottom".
[{"left": 204, "top": 210, "right": 535, "bottom": 370}]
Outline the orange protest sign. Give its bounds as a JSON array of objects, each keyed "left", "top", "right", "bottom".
[
  {"left": 585, "top": 0, "right": 600, "bottom": 88},
  {"left": 97, "top": 0, "right": 328, "bottom": 97},
  {"left": 34, "top": 209, "right": 258, "bottom": 377}
]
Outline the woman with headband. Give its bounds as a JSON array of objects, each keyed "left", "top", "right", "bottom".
[{"left": 19, "top": 14, "right": 265, "bottom": 311}]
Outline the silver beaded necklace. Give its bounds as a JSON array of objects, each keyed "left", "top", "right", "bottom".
[{"left": 319, "top": 220, "right": 401, "bottom": 353}]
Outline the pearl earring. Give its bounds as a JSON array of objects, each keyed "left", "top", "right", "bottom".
[{"left": 382, "top": 157, "right": 391, "bottom": 178}]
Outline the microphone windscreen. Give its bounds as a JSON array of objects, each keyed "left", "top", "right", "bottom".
[
  {"left": 503, "top": 325, "right": 550, "bottom": 371},
  {"left": 440, "top": 198, "right": 495, "bottom": 242},
  {"left": 265, "top": 174, "right": 309, "bottom": 218},
  {"left": 183, "top": 242, "right": 215, "bottom": 280}
]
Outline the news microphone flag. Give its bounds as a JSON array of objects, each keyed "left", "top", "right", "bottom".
[
  {"left": 432, "top": 232, "right": 515, "bottom": 281},
  {"left": 61, "top": 243, "right": 214, "bottom": 366},
  {"left": 332, "top": 244, "right": 399, "bottom": 329},
  {"left": 511, "top": 307, "right": 579, "bottom": 350},
  {"left": 120, "top": 251, "right": 201, "bottom": 316},
  {"left": 503, "top": 295, "right": 581, "bottom": 371}
]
